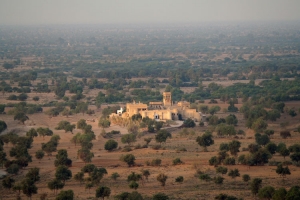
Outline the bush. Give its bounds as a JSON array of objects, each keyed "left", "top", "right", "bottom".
[
  {"left": 98, "top": 117, "right": 111, "bottom": 128},
  {"left": 33, "top": 96, "right": 39, "bottom": 101},
  {"left": 199, "top": 174, "right": 211, "bottom": 182},
  {"left": 183, "top": 118, "right": 195, "bottom": 128},
  {"left": 173, "top": 158, "right": 183, "bottom": 165},
  {"left": 223, "top": 157, "right": 236, "bottom": 165},
  {"left": 121, "top": 146, "right": 132, "bottom": 152},
  {"left": 0, "top": 120, "right": 7, "bottom": 133},
  {"left": 134, "top": 144, "right": 142, "bottom": 149},
  {"left": 104, "top": 139, "right": 118, "bottom": 151},
  {"left": 120, "top": 154, "right": 135, "bottom": 167},
  {"left": 7, "top": 95, "right": 17, "bottom": 100},
  {"left": 280, "top": 131, "right": 291, "bottom": 139},
  {"left": 151, "top": 144, "right": 162, "bottom": 150},
  {"left": 151, "top": 159, "right": 162, "bottom": 166}
]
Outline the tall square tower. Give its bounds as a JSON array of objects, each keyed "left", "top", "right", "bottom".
[{"left": 163, "top": 92, "right": 172, "bottom": 106}]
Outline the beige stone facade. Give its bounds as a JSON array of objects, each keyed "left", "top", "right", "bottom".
[{"left": 122, "top": 93, "right": 204, "bottom": 122}]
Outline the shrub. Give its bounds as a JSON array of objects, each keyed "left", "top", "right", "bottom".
[
  {"left": 151, "top": 159, "right": 162, "bottom": 166},
  {"left": 120, "top": 154, "right": 135, "bottom": 167},
  {"left": 33, "top": 96, "right": 39, "bottom": 101},
  {"left": 104, "top": 139, "right": 118, "bottom": 151},
  {"left": 199, "top": 174, "right": 211, "bottom": 182},
  {"left": 98, "top": 117, "right": 111, "bottom": 128},
  {"left": 280, "top": 131, "right": 291, "bottom": 139},
  {"left": 121, "top": 146, "right": 132, "bottom": 152},
  {"left": 223, "top": 157, "right": 236, "bottom": 165},
  {"left": 151, "top": 144, "right": 162, "bottom": 150},
  {"left": 173, "top": 158, "right": 183, "bottom": 165}
]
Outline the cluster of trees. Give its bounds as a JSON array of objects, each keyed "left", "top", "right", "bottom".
[
  {"left": 69, "top": 119, "right": 96, "bottom": 163},
  {"left": 0, "top": 131, "right": 36, "bottom": 174}
]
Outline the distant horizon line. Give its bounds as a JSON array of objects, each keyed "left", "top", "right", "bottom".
[{"left": 0, "top": 19, "right": 300, "bottom": 27}]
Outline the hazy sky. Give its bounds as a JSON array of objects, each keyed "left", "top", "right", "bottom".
[{"left": 1, "top": 0, "right": 300, "bottom": 25}]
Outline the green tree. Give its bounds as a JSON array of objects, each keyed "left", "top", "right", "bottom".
[
  {"left": 153, "top": 193, "right": 169, "bottom": 200},
  {"left": 199, "top": 105, "right": 208, "bottom": 114},
  {"left": 265, "top": 142, "right": 277, "bottom": 155},
  {"left": 255, "top": 133, "right": 270, "bottom": 146},
  {"left": 225, "top": 114, "right": 238, "bottom": 125},
  {"left": 129, "top": 181, "right": 139, "bottom": 190},
  {"left": 144, "top": 137, "right": 152, "bottom": 146},
  {"left": 0, "top": 151, "right": 7, "bottom": 167},
  {"left": 250, "top": 178, "right": 262, "bottom": 196},
  {"left": 157, "top": 173, "right": 168, "bottom": 189},
  {"left": 290, "top": 152, "right": 300, "bottom": 163},
  {"left": 111, "top": 172, "right": 120, "bottom": 181},
  {"left": 104, "top": 139, "right": 118, "bottom": 151},
  {"left": 95, "top": 186, "right": 111, "bottom": 200},
  {"left": 215, "top": 124, "right": 236, "bottom": 136},
  {"left": 155, "top": 130, "right": 171, "bottom": 144},
  {"left": 2, "top": 176, "right": 15, "bottom": 190},
  {"left": 251, "top": 117, "right": 268, "bottom": 132},
  {"left": 183, "top": 118, "right": 195, "bottom": 127},
  {"left": 48, "top": 179, "right": 64, "bottom": 195},
  {"left": 14, "top": 112, "right": 29, "bottom": 124},
  {"left": 89, "top": 167, "right": 107, "bottom": 185},
  {"left": 214, "top": 176, "right": 224, "bottom": 185},
  {"left": 272, "top": 188, "right": 287, "bottom": 200},
  {"left": 264, "top": 129, "right": 275, "bottom": 137},
  {"left": 288, "top": 109, "right": 297, "bottom": 117},
  {"left": 0, "top": 104, "right": 6, "bottom": 113},
  {"left": 228, "top": 140, "right": 241, "bottom": 156},
  {"left": 121, "top": 134, "right": 137, "bottom": 146},
  {"left": 77, "top": 119, "right": 87, "bottom": 130},
  {"left": 81, "top": 164, "right": 96, "bottom": 174},
  {"left": 55, "top": 165, "right": 72, "bottom": 183},
  {"left": 21, "top": 179, "right": 38, "bottom": 200},
  {"left": 242, "top": 174, "right": 251, "bottom": 183},
  {"left": 141, "top": 169, "right": 150, "bottom": 181},
  {"left": 26, "top": 167, "right": 40, "bottom": 182},
  {"left": 286, "top": 186, "right": 300, "bottom": 199},
  {"left": 258, "top": 186, "right": 275, "bottom": 200},
  {"left": 127, "top": 172, "right": 142, "bottom": 183},
  {"left": 74, "top": 172, "right": 84, "bottom": 185},
  {"left": 175, "top": 176, "right": 184, "bottom": 185},
  {"left": 56, "top": 121, "right": 75, "bottom": 133},
  {"left": 98, "top": 117, "right": 111, "bottom": 128},
  {"left": 219, "top": 143, "right": 229, "bottom": 151},
  {"left": 280, "top": 131, "right": 291, "bottom": 139},
  {"left": 199, "top": 174, "right": 211, "bottom": 182},
  {"left": 0, "top": 120, "right": 7, "bottom": 133},
  {"left": 228, "top": 169, "right": 240, "bottom": 180},
  {"left": 77, "top": 148, "right": 94, "bottom": 163},
  {"left": 215, "top": 193, "right": 238, "bottom": 200},
  {"left": 35, "top": 150, "right": 45, "bottom": 161},
  {"left": 120, "top": 154, "right": 136, "bottom": 167},
  {"left": 76, "top": 102, "right": 88, "bottom": 115},
  {"left": 196, "top": 132, "right": 214, "bottom": 151},
  {"left": 216, "top": 166, "right": 228, "bottom": 176},
  {"left": 267, "top": 110, "right": 281, "bottom": 121},
  {"left": 54, "top": 149, "right": 72, "bottom": 167},
  {"left": 276, "top": 163, "right": 291, "bottom": 179},
  {"left": 26, "top": 128, "right": 38, "bottom": 138},
  {"left": 56, "top": 190, "right": 74, "bottom": 200},
  {"left": 173, "top": 158, "right": 183, "bottom": 165},
  {"left": 208, "top": 106, "right": 221, "bottom": 115},
  {"left": 7, "top": 163, "right": 19, "bottom": 175},
  {"left": 85, "top": 182, "right": 93, "bottom": 193}
]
